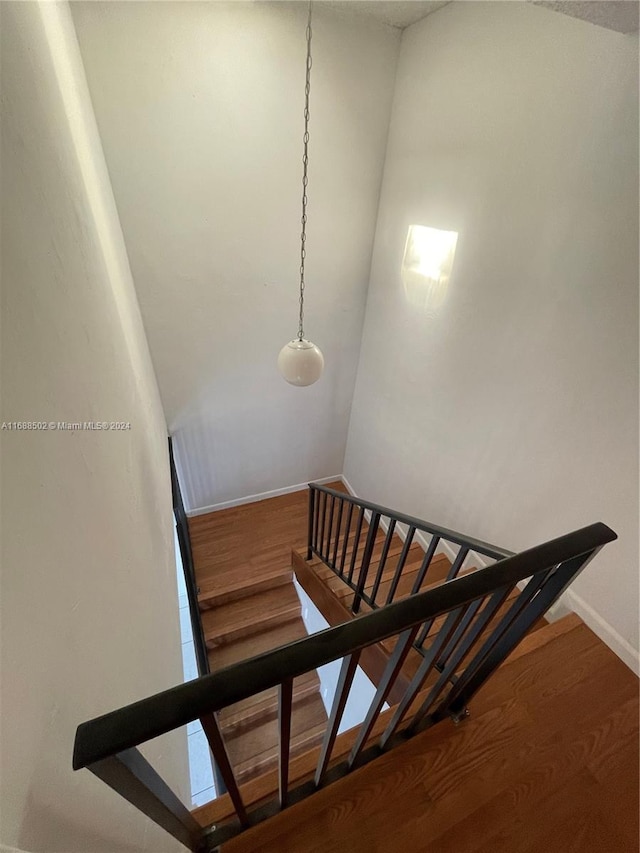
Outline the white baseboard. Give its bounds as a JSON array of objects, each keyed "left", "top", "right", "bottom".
[
  {"left": 340, "top": 474, "right": 356, "bottom": 496},
  {"left": 187, "top": 475, "right": 342, "bottom": 517},
  {"left": 557, "top": 588, "right": 639, "bottom": 676}
]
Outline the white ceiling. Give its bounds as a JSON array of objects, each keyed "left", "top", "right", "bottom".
[
  {"left": 532, "top": 1, "right": 639, "bottom": 34},
  {"left": 319, "top": 1, "right": 450, "bottom": 29},
  {"left": 320, "top": 0, "right": 639, "bottom": 33}
]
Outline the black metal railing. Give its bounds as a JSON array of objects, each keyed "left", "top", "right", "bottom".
[
  {"left": 73, "top": 507, "right": 615, "bottom": 852},
  {"left": 307, "top": 482, "right": 514, "bottom": 618},
  {"left": 169, "top": 437, "right": 209, "bottom": 677},
  {"left": 170, "top": 437, "right": 227, "bottom": 796}
]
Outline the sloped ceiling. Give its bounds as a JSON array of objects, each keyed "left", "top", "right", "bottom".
[
  {"left": 532, "top": 1, "right": 639, "bottom": 34},
  {"left": 322, "top": 0, "right": 639, "bottom": 33}
]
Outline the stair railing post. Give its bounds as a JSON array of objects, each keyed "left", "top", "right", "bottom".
[
  {"left": 352, "top": 512, "right": 380, "bottom": 613},
  {"left": 307, "top": 486, "right": 315, "bottom": 560},
  {"left": 87, "top": 748, "right": 204, "bottom": 852}
]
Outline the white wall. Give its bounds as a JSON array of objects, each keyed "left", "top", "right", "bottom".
[
  {"left": 71, "top": 1, "right": 400, "bottom": 512},
  {"left": 344, "top": 2, "right": 639, "bottom": 669},
  {"left": 1, "top": 2, "right": 188, "bottom": 850}
]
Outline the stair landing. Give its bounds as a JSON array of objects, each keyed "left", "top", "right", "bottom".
[{"left": 194, "top": 614, "right": 639, "bottom": 853}]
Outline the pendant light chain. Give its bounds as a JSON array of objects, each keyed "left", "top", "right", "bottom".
[{"left": 298, "top": 1, "right": 313, "bottom": 341}]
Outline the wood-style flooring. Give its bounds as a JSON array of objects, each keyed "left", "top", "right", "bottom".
[
  {"left": 207, "top": 617, "right": 640, "bottom": 852},
  {"left": 189, "top": 486, "right": 639, "bottom": 852}
]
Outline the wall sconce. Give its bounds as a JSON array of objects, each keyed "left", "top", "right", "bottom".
[{"left": 401, "top": 225, "right": 458, "bottom": 316}]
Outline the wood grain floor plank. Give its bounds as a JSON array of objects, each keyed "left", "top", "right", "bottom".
[{"left": 217, "top": 623, "right": 638, "bottom": 853}]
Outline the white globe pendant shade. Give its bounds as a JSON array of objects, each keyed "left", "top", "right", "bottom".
[{"left": 278, "top": 339, "right": 324, "bottom": 387}]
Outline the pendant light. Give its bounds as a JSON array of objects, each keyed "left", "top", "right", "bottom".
[{"left": 278, "top": 2, "right": 324, "bottom": 387}]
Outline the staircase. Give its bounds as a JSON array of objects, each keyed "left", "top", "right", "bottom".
[
  {"left": 189, "top": 495, "right": 328, "bottom": 785},
  {"left": 73, "top": 481, "right": 634, "bottom": 853}
]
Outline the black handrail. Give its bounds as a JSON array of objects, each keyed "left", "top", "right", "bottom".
[
  {"left": 169, "top": 437, "right": 209, "bottom": 677},
  {"left": 73, "top": 521, "right": 614, "bottom": 770},
  {"left": 309, "top": 483, "right": 515, "bottom": 561}
]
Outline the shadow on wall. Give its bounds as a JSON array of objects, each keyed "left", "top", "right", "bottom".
[{"left": 16, "top": 790, "right": 150, "bottom": 853}]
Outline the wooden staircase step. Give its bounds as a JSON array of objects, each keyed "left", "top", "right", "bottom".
[
  {"left": 201, "top": 585, "right": 301, "bottom": 648},
  {"left": 341, "top": 549, "right": 449, "bottom": 610},
  {"left": 372, "top": 551, "right": 451, "bottom": 604},
  {"left": 208, "top": 619, "right": 310, "bottom": 671},
  {"left": 218, "top": 672, "right": 321, "bottom": 736},
  {"left": 225, "top": 692, "right": 327, "bottom": 785},
  {"left": 314, "top": 545, "right": 443, "bottom": 603},
  {"left": 310, "top": 520, "right": 419, "bottom": 569},
  {"left": 198, "top": 566, "right": 293, "bottom": 610},
  {"left": 193, "top": 547, "right": 301, "bottom": 588}
]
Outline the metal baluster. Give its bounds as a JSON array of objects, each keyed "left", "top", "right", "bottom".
[
  {"left": 379, "top": 606, "right": 468, "bottom": 749},
  {"left": 318, "top": 492, "right": 327, "bottom": 561},
  {"left": 312, "top": 487, "right": 320, "bottom": 553},
  {"left": 307, "top": 488, "right": 315, "bottom": 560},
  {"left": 445, "top": 546, "right": 470, "bottom": 581},
  {"left": 347, "top": 507, "right": 365, "bottom": 584},
  {"left": 352, "top": 512, "right": 381, "bottom": 613},
  {"left": 314, "top": 652, "right": 361, "bottom": 786},
  {"left": 339, "top": 503, "right": 354, "bottom": 578},
  {"left": 278, "top": 679, "right": 293, "bottom": 808},
  {"left": 369, "top": 518, "right": 397, "bottom": 605},
  {"left": 431, "top": 569, "right": 549, "bottom": 690},
  {"left": 325, "top": 496, "right": 336, "bottom": 560},
  {"left": 385, "top": 525, "right": 416, "bottom": 604},
  {"left": 87, "top": 749, "right": 203, "bottom": 851},
  {"left": 406, "top": 587, "right": 513, "bottom": 733},
  {"left": 331, "top": 499, "right": 344, "bottom": 569},
  {"left": 410, "top": 535, "right": 441, "bottom": 594},
  {"left": 348, "top": 627, "right": 419, "bottom": 768},
  {"left": 435, "top": 550, "right": 600, "bottom": 721},
  {"left": 200, "top": 713, "right": 249, "bottom": 827},
  {"left": 415, "top": 548, "right": 468, "bottom": 647},
  {"left": 436, "top": 584, "right": 512, "bottom": 672}
]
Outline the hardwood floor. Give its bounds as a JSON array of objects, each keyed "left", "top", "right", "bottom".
[
  {"left": 216, "top": 618, "right": 639, "bottom": 853},
  {"left": 189, "top": 486, "right": 639, "bottom": 851}
]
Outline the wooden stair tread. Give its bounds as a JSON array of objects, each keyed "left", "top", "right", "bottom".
[
  {"left": 225, "top": 692, "right": 328, "bottom": 785},
  {"left": 198, "top": 566, "right": 293, "bottom": 610},
  {"left": 318, "top": 546, "right": 444, "bottom": 604},
  {"left": 208, "top": 619, "right": 311, "bottom": 671},
  {"left": 218, "top": 672, "right": 321, "bottom": 734},
  {"left": 370, "top": 553, "right": 450, "bottom": 605},
  {"left": 201, "top": 584, "right": 301, "bottom": 647}
]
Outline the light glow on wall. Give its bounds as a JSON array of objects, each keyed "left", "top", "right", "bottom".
[{"left": 401, "top": 225, "right": 458, "bottom": 316}]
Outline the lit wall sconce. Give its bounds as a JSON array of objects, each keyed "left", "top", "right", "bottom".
[{"left": 401, "top": 225, "right": 458, "bottom": 316}]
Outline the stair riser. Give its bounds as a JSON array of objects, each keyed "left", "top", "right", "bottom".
[
  {"left": 219, "top": 679, "right": 321, "bottom": 736},
  {"left": 205, "top": 610, "right": 300, "bottom": 649},
  {"left": 198, "top": 571, "right": 292, "bottom": 610},
  {"left": 231, "top": 726, "right": 326, "bottom": 787}
]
